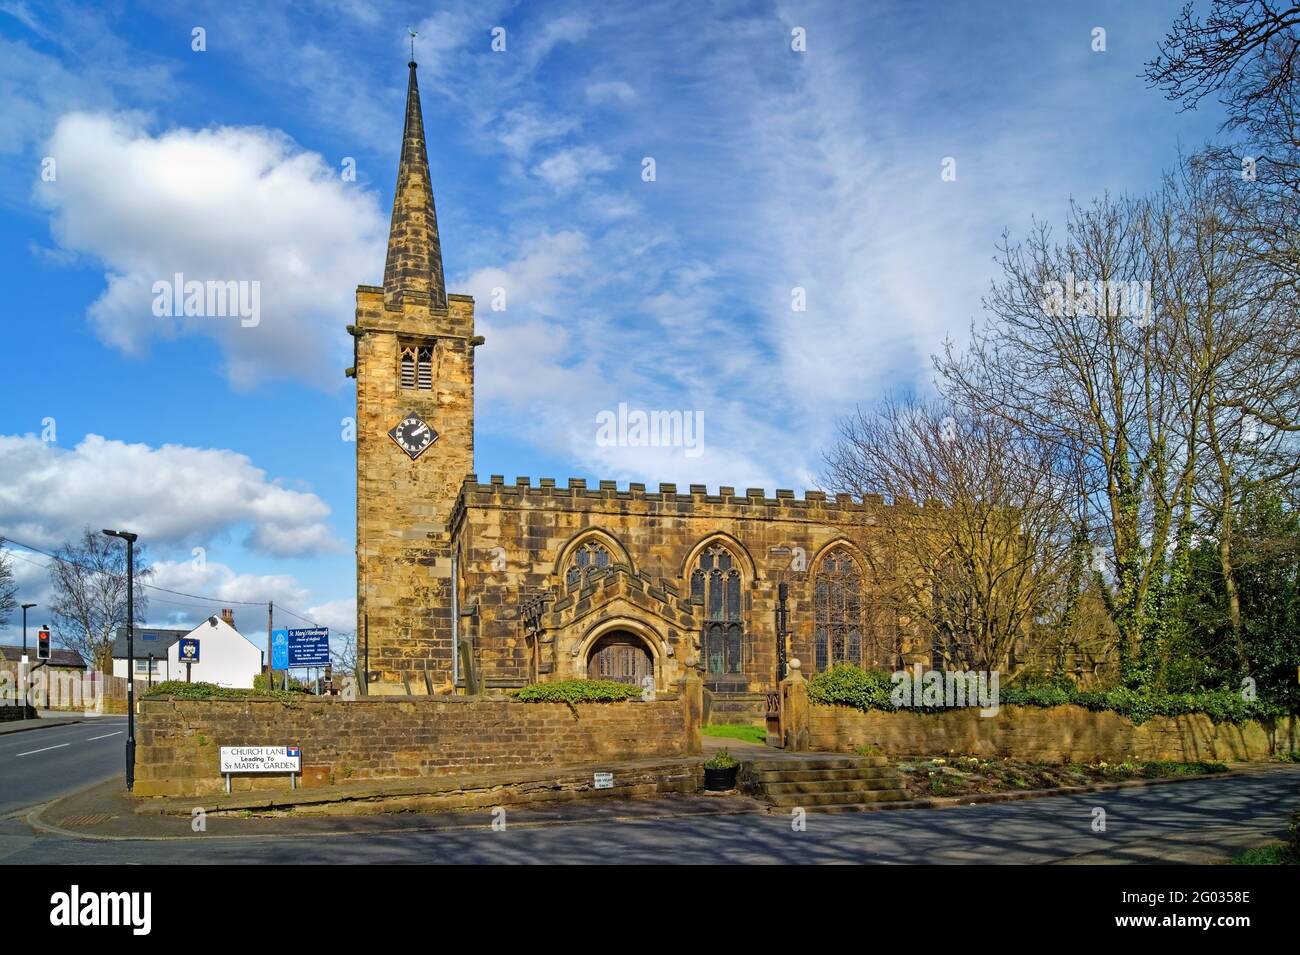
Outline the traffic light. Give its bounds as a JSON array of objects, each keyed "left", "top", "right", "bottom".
[{"left": 37, "top": 626, "right": 51, "bottom": 661}]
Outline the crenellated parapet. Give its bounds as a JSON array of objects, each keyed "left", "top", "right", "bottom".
[{"left": 449, "top": 474, "right": 889, "bottom": 529}]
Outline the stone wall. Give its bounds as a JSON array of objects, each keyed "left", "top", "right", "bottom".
[
  {"left": 452, "top": 477, "right": 916, "bottom": 692},
  {"left": 352, "top": 287, "right": 478, "bottom": 693},
  {"left": 807, "top": 704, "right": 1299, "bottom": 763},
  {"left": 135, "top": 693, "right": 696, "bottom": 797}
]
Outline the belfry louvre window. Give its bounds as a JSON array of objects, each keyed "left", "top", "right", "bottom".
[
  {"left": 691, "top": 544, "right": 744, "bottom": 677},
  {"left": 815, "top": 548, "right": 863, "bottom": 672},
  {"left": 399, "top": 343, "right": 434, "bottom": 390},
  {"left": 566, "top": 540, "right": 612, "bottom": 589}
]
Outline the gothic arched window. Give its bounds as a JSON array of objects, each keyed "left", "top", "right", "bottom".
[
  {"left": 691, "top": 544, "right": 744, "bottom": 678},
  {"left": 565, "top": 539, "right": 612, "bottom": 589},
  {"left": 815, "top": 548, "right": 863, "bottom": 672}
]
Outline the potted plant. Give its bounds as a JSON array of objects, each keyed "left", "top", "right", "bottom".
[{"left": 703, "top": 748, "right": 739, "bottom": 791}]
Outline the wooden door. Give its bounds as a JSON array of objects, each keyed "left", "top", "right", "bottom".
[{"left": 587, "top": 633, "right": 653, "bottom": 685}]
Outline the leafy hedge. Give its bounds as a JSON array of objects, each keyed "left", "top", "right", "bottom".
[
  {"left": 142, "top": 680, "right": 303, "bottom": 702},
  {"left": 806, "top": 664, "right": 1285, "bottom": 725},
  {"left": 514, "top": 679, "right": 643, "bottom": 703}
]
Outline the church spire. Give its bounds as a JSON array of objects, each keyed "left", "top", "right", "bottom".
[{"left": 383, "top": 59, "right": 447, "bottom": 310}]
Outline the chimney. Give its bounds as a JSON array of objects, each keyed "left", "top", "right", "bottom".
[{"left": 220, "top": 608, "right": 236, "bottom": 630}]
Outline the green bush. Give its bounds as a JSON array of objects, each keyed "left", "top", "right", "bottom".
[
  {"left": 142, "top": 680, "right": 302, "bottom": 701},
  {"left": 514, "top": 679, "right": 642, "bottom": 703},
  {"left": 806, "top": 663, "right": 1285, "bottom": 724},
  {"left": 806, "top": 663, "right": 895, "bottom": 710},
  {"left": 704, "top": 748, "right": 738, "bottom": 770},
  {"left": 253, "top": 672, "right": 312, "bottom": 693}
]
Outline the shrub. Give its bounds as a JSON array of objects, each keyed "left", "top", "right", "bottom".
[
  {"left": 514, "top": 679, "right": 642, "bottom": 703},
  {"left": 805, "top": 663, "right": 1286, "bottom": 724},
  {"left": 806, "top": 663, "right": 895, "bottom": 710},
  {"left": 142, "top": 680, "right": 302, "bottom": 701}
]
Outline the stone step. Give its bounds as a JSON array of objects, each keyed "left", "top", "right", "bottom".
[
  {"left": 747, "top": 756, "right": 887, "bottom": 772},
  {"left": 759, "top": 776, "right": 906, "bottom": 795},
  {"left": 765, "top": 788, "right": 911, "bottom": 807},
  {"left": 750, "top": 766, "right": 898, "bottom": 783}
]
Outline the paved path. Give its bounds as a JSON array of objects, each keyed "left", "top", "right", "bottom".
[
  {"left": 0, "top": 718, "right": 128, "bottom": 816},
  {"left": 2, "top": 761, "right": 1296, "bottom": 864}
]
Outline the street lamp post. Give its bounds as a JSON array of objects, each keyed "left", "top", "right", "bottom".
[
  {"left": 102, "top": 529, "right": 138, "bottom": 791},
  {"left": 20, "top": 603, "right": 36, "bottom": 713},
  {"left": 21, "top": 602, "right": 36, "bottom": 656}
]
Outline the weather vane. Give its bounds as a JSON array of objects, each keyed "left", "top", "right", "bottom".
[{"left": 408, "top": 26, "right": 417, "bottom": 62}]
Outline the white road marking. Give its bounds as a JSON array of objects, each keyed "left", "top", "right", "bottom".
[
  {"left": 86, "top": 732, "right": 123, "bottom": 741},
  {"left": 15, "top": 743, "right": 70, "bottom": 757}
]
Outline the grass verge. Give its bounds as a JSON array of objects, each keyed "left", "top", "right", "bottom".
[{"left": 702, "top": 723, "right": 766, "bottom": 745}]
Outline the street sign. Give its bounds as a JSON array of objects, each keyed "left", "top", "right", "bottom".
[
  {"left": 178, "top": 638, "right": 200, "bottom": 663},
  {"left": 219, "top": 746, "right": 301, "bottom": 773},
  {"left": 287, "top": 627, "right": 330, "bottom": 667},
  {"left": 271, "top": 629, "right": 289, "bottom": 669}
]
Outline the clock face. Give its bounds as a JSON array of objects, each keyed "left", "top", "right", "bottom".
[{"left": 388, "top": 412, "right": 438, "bottom": 460}]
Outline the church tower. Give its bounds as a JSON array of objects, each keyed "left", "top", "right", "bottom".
[{"left": 349, "top": 59, "right": 479, "bottom": 693}]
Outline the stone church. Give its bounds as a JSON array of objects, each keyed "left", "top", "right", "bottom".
[{"left": 350, "top": 62, "right": 920, "bottom": 716}]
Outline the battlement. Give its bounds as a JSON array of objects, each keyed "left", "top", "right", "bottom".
[{"left": 455, "top": 474, "right": 888, "bottom": 512}]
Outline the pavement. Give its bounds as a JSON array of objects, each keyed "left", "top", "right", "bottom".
[
  {"left": 2, "top": 763, "right": 1298, "bottom": 864},
  {"left": 0, "top": 710, "right": 112, "bottom": 735},
  {"left": 2, "top": 749, "right": 1297, "bottom": 864}
]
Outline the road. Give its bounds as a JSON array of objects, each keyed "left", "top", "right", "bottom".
[
  {"left": 1, "top": 759, "right": 1297, "bottom": 864},
  {"left": 0, "top": 718, "right": 128, "bottom": 816}
]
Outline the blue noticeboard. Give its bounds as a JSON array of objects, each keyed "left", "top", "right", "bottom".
[
  {"left": 271, "top": 629, "right": 289, "bottom": 669},
  {"left": 178, "top": 638, "right": 200, "bottom": 663},
  {"left": 287, "top": 627, "right": 330, "bottom": 667}
]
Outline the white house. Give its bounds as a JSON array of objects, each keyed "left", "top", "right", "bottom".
[{"left": 113, "top": 610, "right": 263, "bottom": 688}]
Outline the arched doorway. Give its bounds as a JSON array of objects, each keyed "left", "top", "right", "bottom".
[{"left": 586, "top": 631, "right": 654, "bottom": 685}]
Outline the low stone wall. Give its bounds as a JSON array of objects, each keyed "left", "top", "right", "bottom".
[
  {"left": 135, "top": 692, "right": 698, "bottom": 797},
  {"left": 1, "top": 704, "right": 34, "bottom": 723},
  {"left": 808, "top": 704, "right": 1299, "bottom": 764}
]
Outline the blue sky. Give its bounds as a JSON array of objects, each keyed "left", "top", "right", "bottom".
[{"left": 0, "top": 0, "right": 1224, "bottom": 646}]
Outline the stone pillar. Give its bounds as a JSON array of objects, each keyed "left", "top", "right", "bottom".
[
  {"left": 679, "top": 667, "right": 703, "bottom": 755},
  {"left": 781, "top": 658, "right": 810, "bottom": 752}
]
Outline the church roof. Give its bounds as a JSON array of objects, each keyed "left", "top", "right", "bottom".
[{"left": 383, "top": 60, "right": 447, "bottom": 311}]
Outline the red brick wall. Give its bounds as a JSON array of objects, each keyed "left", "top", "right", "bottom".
[{"left": 135, "top": 695, "right": 693, "bottom": 796}]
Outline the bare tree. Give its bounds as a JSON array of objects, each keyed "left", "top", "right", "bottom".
[
  {"left": 1144, "top": 155, "right": 1300, "bottom": 668},
  {"left": 1146, "top": 1, "right": 1300, "bottom": 190},
  {"left": 0, "top": 539, "right": 17, "bottom": 628},
  {"left": 47, "top": 528, "right": 151, "bottom": 672},
  {"left": 935, "top": 195, "right": 1194, "bottom": 675},
  {"left": 824, "top": 397, "right": 1076, "bottom": 673}
]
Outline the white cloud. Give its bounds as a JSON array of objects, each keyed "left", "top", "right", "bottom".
[
  {"left": 531, "top": 145, "right": 617, "bottom": 191},
  {"left": 0, "top": 433, "right": 338, "bottom": 558},
  {"left": 304, "top": 597, "right": 357, "bottom": 635},
  {"left": 34, "top": 112, "right": 387, "bottom": 389},
  {"left": 585, "top": 80, "right": 635, "bottom": 104},
  {"left": 497, "top": 108, "right": 579, "bottom": 161}
]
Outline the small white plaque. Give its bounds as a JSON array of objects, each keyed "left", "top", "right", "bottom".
[{"left": 593, "top": 772, "right": 614, "bottom": 789}]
